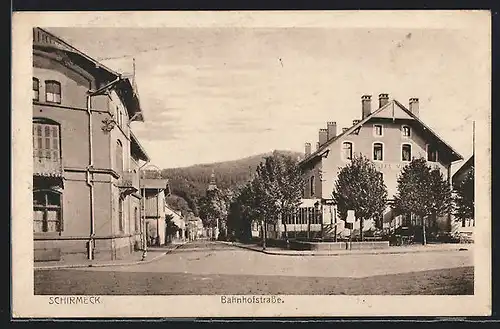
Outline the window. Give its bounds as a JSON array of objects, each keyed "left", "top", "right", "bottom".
[
  {"left": 427, "top": 145, "right": 438, "bottom": 162},
  {"left": 33, "top": 78, "right": 39, "bottom": 101},
  {"left": 374, "top": 124, "right": 383, "bottom": 136},
  {"left": 33, "top": 122, "right": 60, "bottom": 161},
  {"left": 342, "top": 142, "right": 353, "bottom": 160},
  {"left": 373, "top": 143, "right": 383, "bottom": 161},
  {"left": 310, "top": 176, "right": 315, "bottom": 197},
  {"left": 402, "top": 125, "right": 411, "bottom": 137},
  {"left": 33, "top": 190, "right": 62, "bottom": 233},
  {"left": 402, "top": 144, "right": 412, "bottom": 161},
  {"left": 45, "top": 80, "right": 61, "bottom": 103},
  {"left": 116, "top": 140, "right": 124, "bottom": 174},
  {"left": 118, "top": 197, "right": 124, "bottom": 232}
]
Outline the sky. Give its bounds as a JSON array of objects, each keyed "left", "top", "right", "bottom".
[{"left": 47, "top": 24, "right": 488, "bottom": 169}]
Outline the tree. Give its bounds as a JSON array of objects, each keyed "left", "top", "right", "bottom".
[
  {"left": 198, "top": 187, "right": 233, "bottom": 240},
  {"left": 256, "top": 152, "right": 304, "bottom": 244},
  {"left": 454, "top": 168, "right": 474, "bottom": 227},
  {"left": 393, "top": 158, "right": 452, "bottom": 245},
  {"left": 332, "top": 154, "right": 387, "bottom": 241},
  {"left": 165, "top": 214, "right": 179, "bottom": 243}
]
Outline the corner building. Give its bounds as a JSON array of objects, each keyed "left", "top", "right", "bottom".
[{"left": 32, "top": 28, "right": 150, "bottom": 262}]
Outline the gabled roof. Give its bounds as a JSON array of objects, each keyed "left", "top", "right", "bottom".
[
  {"left": 452, "top": 155, "right": 474, "bottom": 182},
  {"left": 33, "top": 28, "right": 144, "bottom": 122},
  {"left": 300, "top": 99, "right": 463, "bottom": 166}
]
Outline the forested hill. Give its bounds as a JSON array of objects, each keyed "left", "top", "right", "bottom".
[{"left": 154, "top": 150, "right": 302, "bottom": 215}]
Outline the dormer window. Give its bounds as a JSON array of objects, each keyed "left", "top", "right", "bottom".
[
  {"left": 402, "top": 125, "right": 411, "bottom": 137},
  {"left": 45, "top": 80, "right": 61, "bottom": 104},
  {"left": 374, "top": 124, "right": 383, "bottom": 136}
]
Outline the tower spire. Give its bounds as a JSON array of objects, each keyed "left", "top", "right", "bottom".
[{"left": 207, "top": 168, "right": 218, "bottom": 191}]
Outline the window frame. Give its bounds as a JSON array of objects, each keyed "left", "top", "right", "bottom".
[
  {"left": 118, "top": 196, "right": 125, "bottom": 233},
  {"left": 116, "top": 139, "right": 124, "bottom": 175},
  {"left": 401, "top": 143, "right": 412, "bottom": 162},
  {"left": 372, "top": 142, "right": 384, "bottom": 162},
  {"left": 341, "top": 141, "right": 354, "bottom": 161},
  {"left": 373, "top": 124, "right": 384, "bottom": 137},
  {"left": 309, "top": 175, "right": 315, "bottom": 197},
  {"left": 33, "top": 77, "right": 40, "bottom": 101},
  {"left": 33, "top": 189, "right": 63, "bottom": 234},
  {"left": 401, "top": 125, "right": 411, "bottom": 138},
  {"left": 426, "top": 144, "right": 439, "bottom": 162},
  {"left": 44, "top": 80, "right": 61, "bottom": 104},
  {"left": 32, "top": 119, "right": 62, "bottom": 162}
]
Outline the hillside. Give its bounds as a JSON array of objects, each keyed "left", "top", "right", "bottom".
[{"left": 150, "top": 150, "right": 303, "bottom": 215}]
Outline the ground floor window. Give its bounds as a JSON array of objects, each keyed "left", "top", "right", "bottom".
[
  {"left": 33, "top": 189, "right": 62, "bottom": 233},
  {"left": 118, "top": 197, "right": 124, "bottom": 233}
]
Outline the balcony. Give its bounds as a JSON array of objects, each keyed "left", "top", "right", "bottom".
[
  {"left": 33, "top": 156, "right": 63, "bottom": 177},
  {"left": 117, "top": 170, "right": 140, "bottom": 194}
]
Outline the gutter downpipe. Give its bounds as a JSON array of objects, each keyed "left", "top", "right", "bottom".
[
  {"left": 86, "top": 77, "right": 121, "bottom": 260},
  {"left": 138, "top": 160, "right": 150, "bottom": 260}
]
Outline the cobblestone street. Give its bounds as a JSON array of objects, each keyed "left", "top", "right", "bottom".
[{"left": 35, "top": 241, "right": 473, "bottom": 295}]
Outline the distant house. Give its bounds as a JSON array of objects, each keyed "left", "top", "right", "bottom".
[
  {"left": 272, "top": 93, "right": 463, "bottom": 241},
  {"left": 452, "top": 155, "right": 475, "bottom": 233},
  {"left": 140, "top": 178, "right": 170, "bottom": 246},
  {"left": 165, "top": 205, "right": 187, "bottom": 242}
]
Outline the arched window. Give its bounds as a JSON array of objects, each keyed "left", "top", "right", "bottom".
[
  {"left": 33, "top": 78, "right": 39, "bottom": 101},
  {"left": 116, "top": 140, "right": 124, "bottom": 174},
  {"left": 118, "top": 197, "right": 124, "bottom": 233},
  {"left": 342, "top": 142, "right": 353, "bottom": 160},
  {"left": 402, "top": 144, "right": 412, "bottom": 162},
  {"left": 373, "top": 142, "right": 383, "bottom": 161},
  {"left": 310, "top": 175, "right": 315, "bottom": 197},
  {"left": 33, "top": 189, "right": 62, "bottom": 233},
  {"left": 45, "top": 80, "right": 61, "bottom": 104},
  {"left": 402, "top": 125, "right": 411, "bottom": 137}
]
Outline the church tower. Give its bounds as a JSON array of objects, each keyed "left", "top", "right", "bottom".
[{"left": 207, "top": 169, "right": 218, "bottom": 193}]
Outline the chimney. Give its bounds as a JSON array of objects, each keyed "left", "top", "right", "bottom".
[
  {"left": 409, "top": 98, "right": 419, "bottom": 117},
  {"left": 361, "top": 95, "right": 372, "bottom": 119},
  {"left": 342, "top": 127, "right": 349, "bottom": 133},
  {"left": 316, "top": 142, "right": 320, "bottom": 150},
  {"left": 318, "top": 128, "right": 328, "bottom": 146},
  {"left": 305, "top": 142, "right": 311, "bottom": 156},
  {"left": 327, "top": 121, "right": 337, "bottom": 140},
  {"left": 353, "top": 119, "right": 361, "bottom": 126},
  {"left": 378, "top": 93, "right": 389, "bottom": 108}
]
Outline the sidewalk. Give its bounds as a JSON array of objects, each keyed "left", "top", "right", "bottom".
[
  {"left": 224, "top": 241, "right": 473, "bottom": 256},
  {"left": 35, "top": 242, "right": 187, "bottom": 270}
]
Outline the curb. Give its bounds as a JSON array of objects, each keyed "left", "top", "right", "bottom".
[
  {"left": 227, "top": 242, "right": 470, "bottom": 257},
  {"left": 35, "top": 242, "right": 187, "bottom": 270}
]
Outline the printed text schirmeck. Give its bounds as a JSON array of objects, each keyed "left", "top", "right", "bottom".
[
  {"left": 220, "top": 295, "right": 284, "bottom": 304},
  {"left": 48, "top": 296, "right": 102, "bottom": 305}
]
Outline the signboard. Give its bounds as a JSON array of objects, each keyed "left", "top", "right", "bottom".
[{"left": 346, "top": 210, "right": 355, "bottom": 223}]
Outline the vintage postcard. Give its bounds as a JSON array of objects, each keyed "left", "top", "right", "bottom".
[{"left": 12, "top": 10, "right": 491, "bottom": 318}]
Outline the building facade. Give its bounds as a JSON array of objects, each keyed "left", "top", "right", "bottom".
[
  {"left": 452, "top": 155, "right": 475, "bottom": 237},
  {"left": 278, "top": 93, "right": 463, "bottom": 240},
  {"left": 32, "top": 28, "right": 150, "bottom": 262},
  {"left": 140, "top": 178, "right": 170, "bottom": 247}
]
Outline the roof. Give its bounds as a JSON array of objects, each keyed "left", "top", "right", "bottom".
[
  {"left": 33, "top": 28, "right": 144, "bottom": 122},
  {"left": 300, "top": 98, "right": 463, "bottom": 166},
  {"left": 140, "top": 178, "right": 169, "bottom": 190},
  {"left": 452, "top": 155, "right": 474, "bottom": 182},
  {"left": 130, "top": 130, "right": 150, "bottom": 162}
]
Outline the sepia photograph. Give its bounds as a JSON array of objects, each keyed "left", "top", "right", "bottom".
[{"left": 12, "top": 10, "right": 491, "bottom": 317}]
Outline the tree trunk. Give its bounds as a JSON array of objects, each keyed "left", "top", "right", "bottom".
[
  {"left": 360, "top": 217, "right": 364, "bottom": 242},
  {"left": 422, "top": 216, "right": 427, "bottom": 246},
  {"left": 282, "top": 215, "right": 289, "bottom": 249},
  {"left": 262, "top": 219, "right": 267, "bottom": 250}
]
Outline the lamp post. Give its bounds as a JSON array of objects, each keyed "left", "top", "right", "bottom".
[{"left": 315, "top": 201, "right": 322, "bottom": 241}]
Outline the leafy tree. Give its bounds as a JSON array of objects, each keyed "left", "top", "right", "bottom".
[
  {"left": 256, "top": 152, "right": 304, "bottom": 244},
  {"left": 165, "top": 214, "right": 179, "bottom": 243},
  {"left": 393, "top": 158, "right": 452, "bottom": 245},
  {"left": 454, "top": 168, "right": 474, "bottom": 227},
  {"left": 332, "top": 154, "right": 387, "bottom": 241}
]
